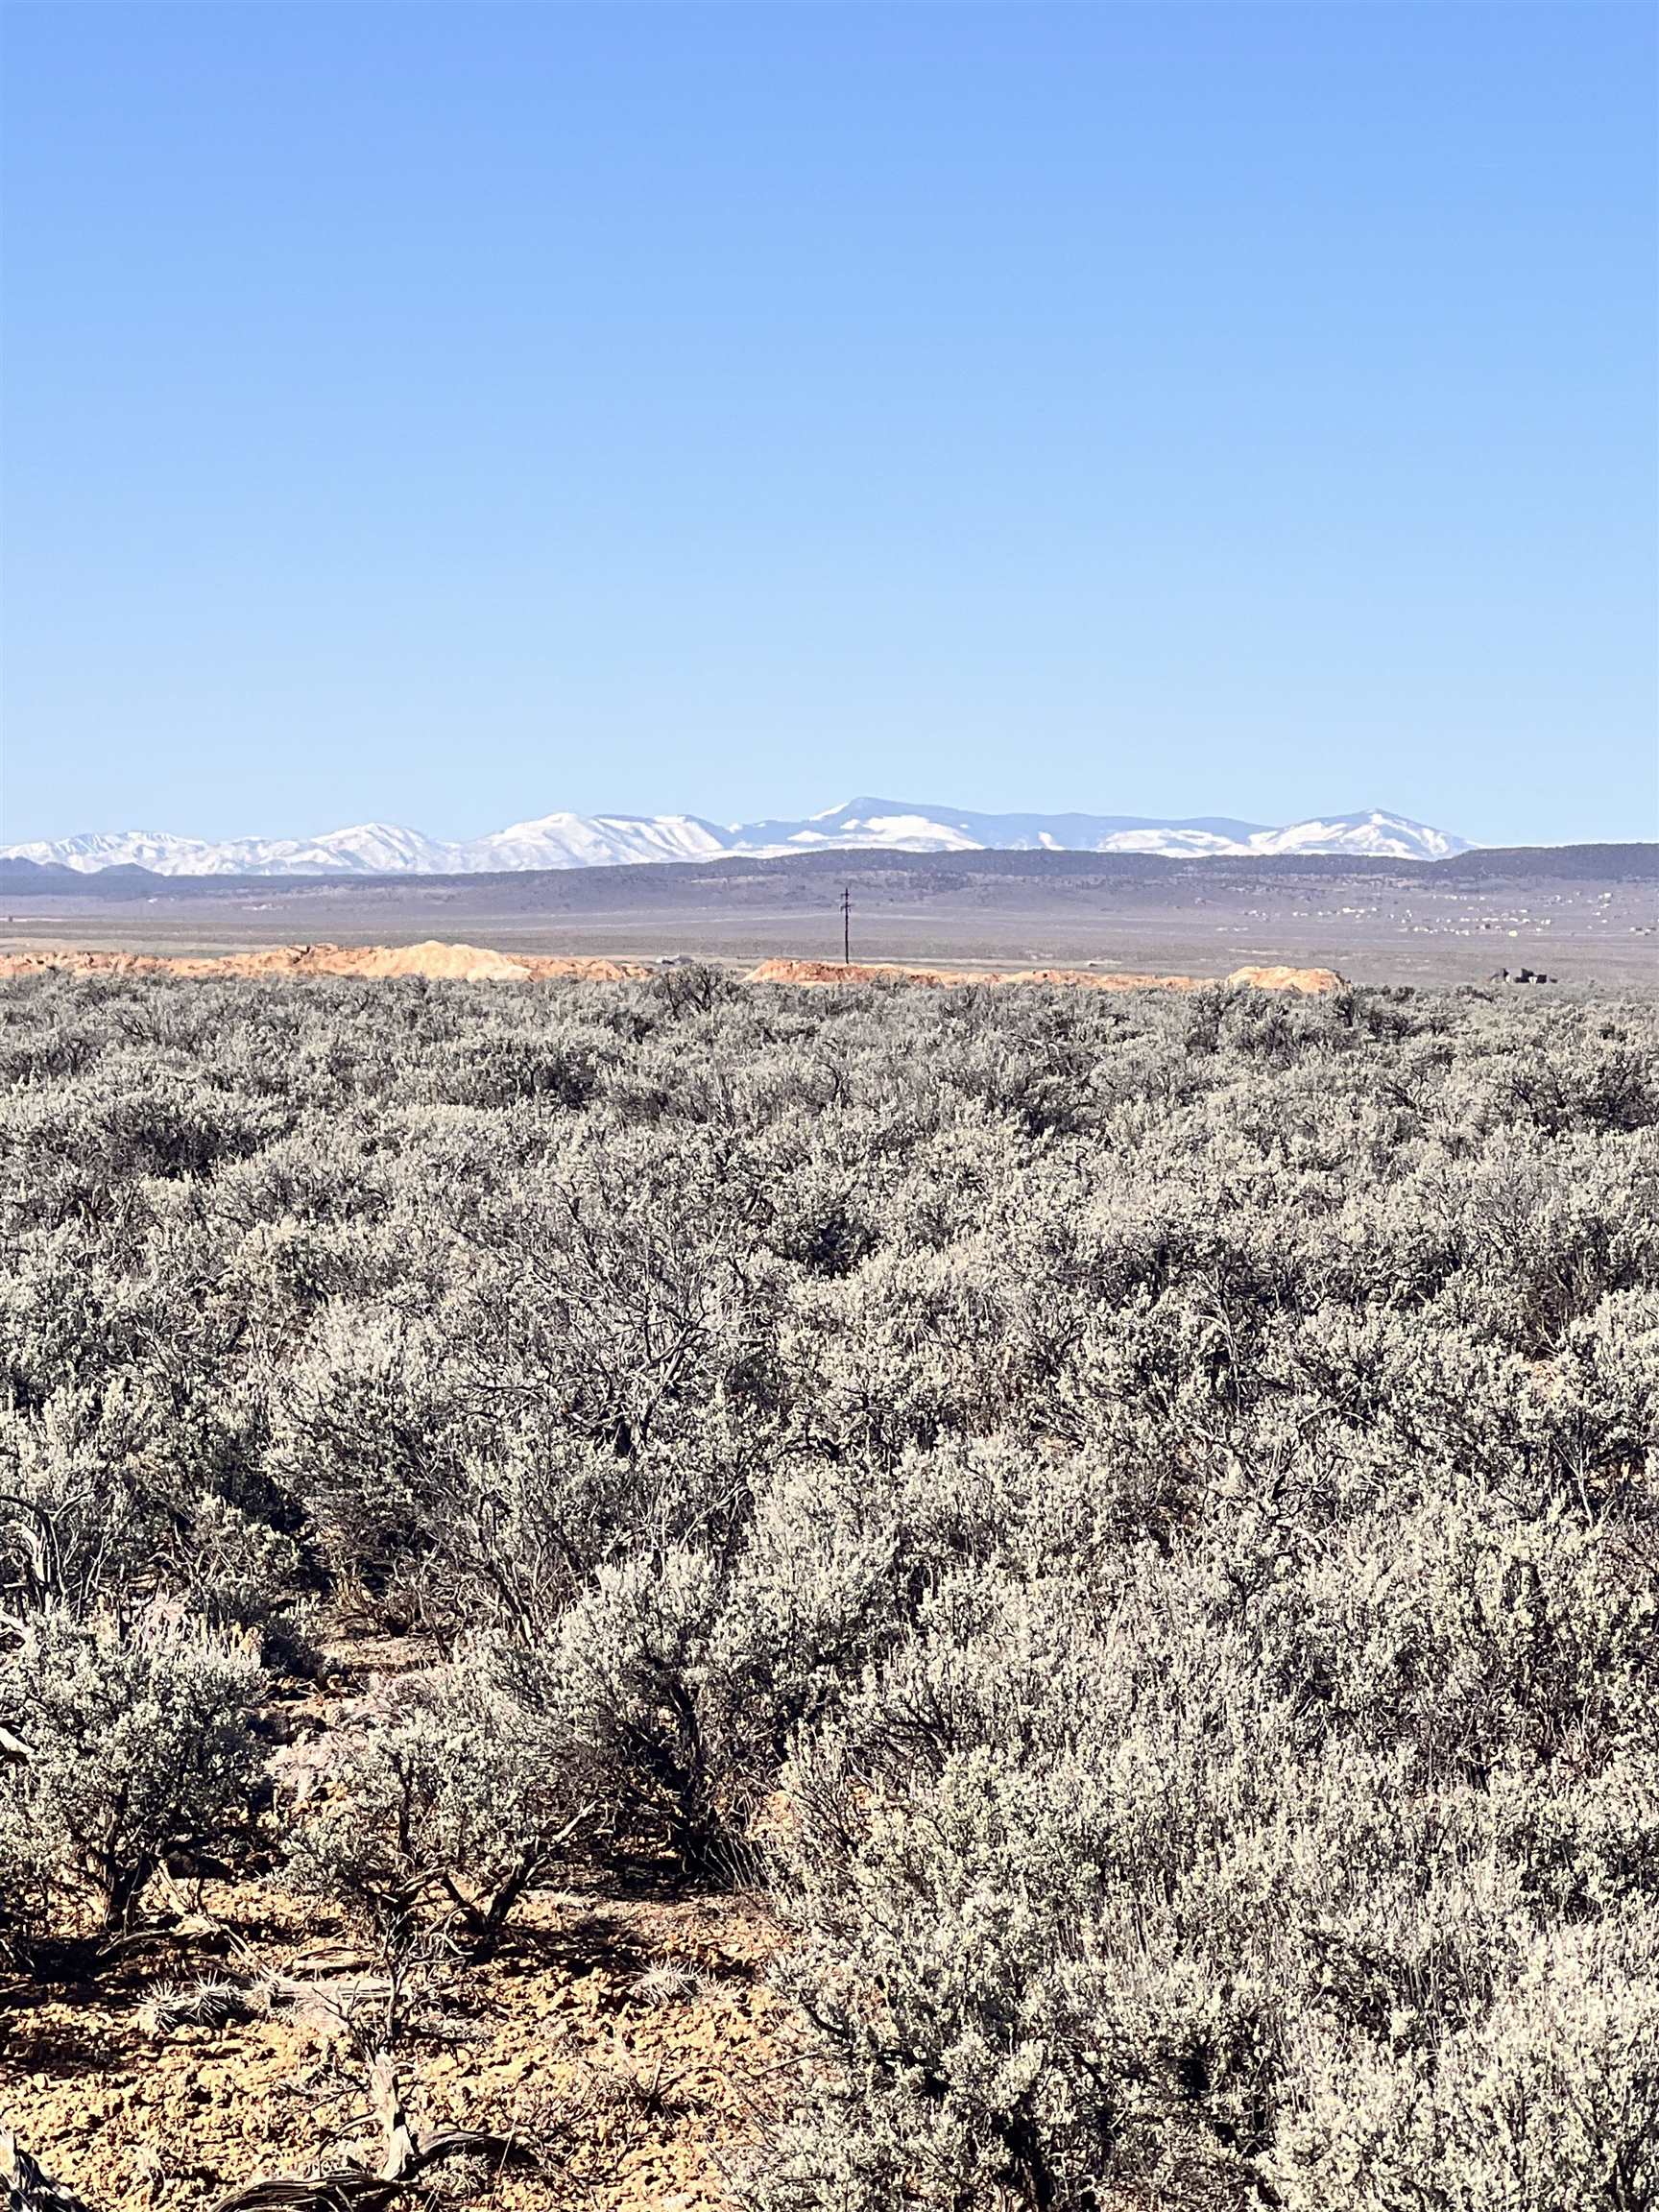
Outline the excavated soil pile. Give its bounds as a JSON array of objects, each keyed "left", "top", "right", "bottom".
[
  {"left": 746, "top": 958, "right": 1009, "bottom": 988},
  {"left": 747, "top": 956, "right": 1346, "bottom": 995},
  {"left": 0, "top": 944, "right": 655, "bottom": 983},
  {"left": 0, "top": 944, "right": 1345, "bottom": 994},
  {"left": 1223, "top": 964, "right": 1347, "bottom": 996}
]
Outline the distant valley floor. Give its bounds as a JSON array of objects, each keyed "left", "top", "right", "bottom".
[{"left": 2, "top": 847, "right": 1654, "bottom": 987}]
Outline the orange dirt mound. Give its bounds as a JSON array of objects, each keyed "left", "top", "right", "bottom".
[
  {"left": 0, "top": 943, "right": 656, "bottom": 984},
  {"left": 0, "top": 950, "right": 174, "bottom": 979},
  {"left": 1224, "top": 964, "right": 1346, "bottom": 995},
  {"left": 1010, "top": 967, "right": 1201, "bottom": 991},
  {"left": 213, "top": 940, "right": 535, "bottom": 980},
  {"left": 743, "top": 958, "right": 1182, "bottom": 989},
  {"left": 747, "top": 957, "right": 1345, "bottom": 995},
  {"left": 518, "top": 954, "right": 659, "bottom": 983},
  {"left": 0, "top": 945, "right": 1345, "bottom": 994},
  {"left": 746, "top": 958, "right": 983, "bottom": 987}
]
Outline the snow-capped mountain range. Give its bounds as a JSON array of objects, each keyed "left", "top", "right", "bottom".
[{"left": 1, "top": 802, "right": 1469, "bottom": 878}]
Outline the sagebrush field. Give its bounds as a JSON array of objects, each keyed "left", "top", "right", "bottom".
[{"left": 2, "top": 971, "right": 1655, "bottom": 2212}]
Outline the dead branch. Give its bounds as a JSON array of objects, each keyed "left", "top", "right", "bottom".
[
  {"left": 205, "top": 2052, "right": 540, "bottom": 2212},
  {"left": 1, "top": 2132, "right": 95, "bottom": 2212}
]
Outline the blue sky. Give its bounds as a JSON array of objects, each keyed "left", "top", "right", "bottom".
[{"left": 3, "top": 3, "right": 1654, "bottom": 848}]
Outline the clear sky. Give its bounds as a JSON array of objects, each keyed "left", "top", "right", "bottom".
[{"left": 3, "top": 3, "right": 1654, "bottom": 849}]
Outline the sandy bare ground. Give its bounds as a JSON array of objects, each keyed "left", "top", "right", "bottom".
[
  {"left": 2, "top": 1637, "right": 787, "bottom": 2212},
  {"left": 1, "top": 1885, "right": 783, "bottom": 2212}
]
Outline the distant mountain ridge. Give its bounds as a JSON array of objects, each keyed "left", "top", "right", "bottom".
[{"left": 1, "top": 800, "right": 1469, "bottom": 877}]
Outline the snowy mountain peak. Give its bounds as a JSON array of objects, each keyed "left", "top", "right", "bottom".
[
  {"left": 1243, "top": 810, "right": 1466, "bottom": 862},
  {"left": 2, "top": 800, "right": 1472, "bottom": 878}
]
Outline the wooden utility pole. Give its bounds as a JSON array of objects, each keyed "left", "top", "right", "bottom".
[{"left": 840, "top": 885, "right": 852, "bottom": 966}]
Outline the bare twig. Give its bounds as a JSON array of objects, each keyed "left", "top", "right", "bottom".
[
  {"left": 1, "top": 2132, "right": 95, "bottom": 2212},
  {"left": 206, "top": 2051, "right": 541, "bottom": 2212}
]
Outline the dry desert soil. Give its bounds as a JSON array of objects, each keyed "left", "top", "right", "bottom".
[{"left": 2, "top": 1637, "right": 788, "bottom": 2212}]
